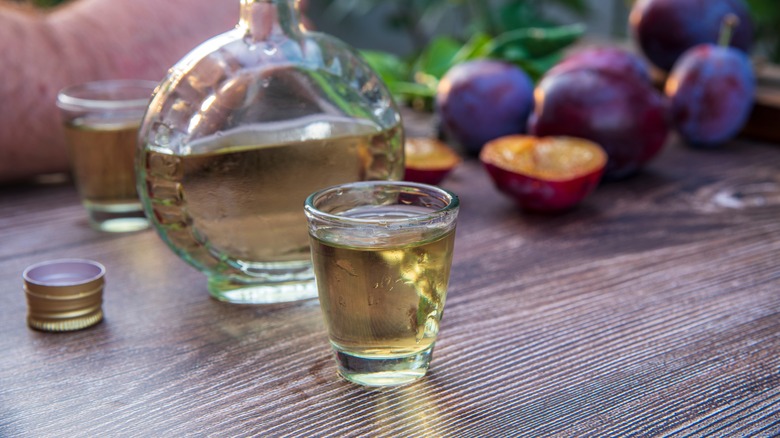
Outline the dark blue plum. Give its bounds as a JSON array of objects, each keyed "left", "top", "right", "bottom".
[
  {"left": 436, "top": 60, "right": 534, "bottom": 155},
  {"left": 630, "top": 0, "right": 753, "bottom": 71},
  {"left": 548, "top": 46, "right": 652, "bottom": 85},
  {"left": 665, "top": 44, "right": 755, "bottom": 147},
  {"left": 528, "top": 68, "right": 669, "bottom": 180}
]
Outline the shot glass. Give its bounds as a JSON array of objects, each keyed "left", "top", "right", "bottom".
[
  {"left": 305, "top": 181, "right": 459, "bottom": 387},
  {"left": 57, "top": 80, "right": 157, "bottom": 232}
]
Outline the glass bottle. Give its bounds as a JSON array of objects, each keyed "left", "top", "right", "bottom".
[{"left": 136, "top": 0, "right": 405, "bottom": 304}]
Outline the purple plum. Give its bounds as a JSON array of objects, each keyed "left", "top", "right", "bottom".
[
  {"left": 548, "top": 46, "right": 652, "bottom": 85},
  {"left": 630, "top": 0, "right": 753, "bottom": 71},
  {"left": 436, "top": 60, "right": 534, "bottom": 155},
  {"left": 528, "top": 68, "right": 669, "bottom": 180},
  {"left": 665, "top": 44, "right": 755, "bottom": 147}
]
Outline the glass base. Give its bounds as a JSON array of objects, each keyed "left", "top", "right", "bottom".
[
  {"left": 84, "top": 201, "right": 149, "bottom": 233},
  {"left": 207, "top": 276, "right": 318, "bottom": 304},
  {"left": 334, "top": 345, "right": 435, "bottom": 387}
]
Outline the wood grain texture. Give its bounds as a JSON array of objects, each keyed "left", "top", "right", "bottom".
[{"left": 0, "top": 117, "right": 779, "bottom": 436}]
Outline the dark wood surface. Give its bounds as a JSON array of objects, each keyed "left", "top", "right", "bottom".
[{"left": 1, "top": 118, "right": 779, "bottom": 436}]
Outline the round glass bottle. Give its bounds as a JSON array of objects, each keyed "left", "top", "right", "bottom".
[{"left": 136, "top": 0, "right": 404, "bottom": 304}]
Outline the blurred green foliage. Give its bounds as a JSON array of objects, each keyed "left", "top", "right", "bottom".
[
  {"left": 746, "top": 0, "right": 780, "bottom": 62},
  {"left": 361, "top": 24, "right": 585, "bottom": 109},
  {"left": 320, "top": 0, "right": 588, "bottom": 52},
  {"left": 320, "top": 0, "right": 589, "bottom": 109}
]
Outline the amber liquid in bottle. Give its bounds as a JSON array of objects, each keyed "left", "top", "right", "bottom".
[{"left": 141, "top": 116, "right": 403, "bottom": 288}]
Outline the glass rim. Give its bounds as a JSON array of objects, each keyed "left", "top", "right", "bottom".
[
  {"left": 304, "top": 181, "right": 460, "bottom": 226},
  {"left": 56, "top": 79, "right": 159, "bottom": 111}
]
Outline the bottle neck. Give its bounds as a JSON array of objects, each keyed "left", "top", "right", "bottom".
[{"left": 239, "top": 0, "right": 301, "bottom": 42}]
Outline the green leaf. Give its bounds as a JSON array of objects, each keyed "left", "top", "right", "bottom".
[
  {"left": 359, "top": 50, "right": 438, "bottom": 104},
  {"left": 485, "top": 23, "right": 586, "bottom": 60},
  {"left": 452, "top": 32, "right": 494, "bottom": 63},
  {"left": 412, "top": 36, "right": 462, "bottom": 79},
  {"left": 393, "top": 81, "right": 437, "bottom": 98},
  {"left": 497, "top": 2, "right": 553, "bottom": 31},
  {"left": 360, "top": 50, "right": 410, "bottom": 84}
]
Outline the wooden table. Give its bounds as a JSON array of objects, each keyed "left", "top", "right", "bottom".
[{"left": 1, "top": 121, "right": 779, "bottom": 436}]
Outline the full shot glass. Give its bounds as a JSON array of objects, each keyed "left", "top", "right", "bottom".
[
  {"left": 305, "top": 181, "right": 459, "bottom": 387},
  {"left": 57, "top": 80, "right": 157, "bottom": 233}
]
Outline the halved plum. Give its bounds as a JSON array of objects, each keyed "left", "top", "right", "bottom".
[
  {"left": 480, "top": 135, "right": 607, "bottom": 212},
  {"left": 404, "top": 137, "right": 462, "bottom": 185}
]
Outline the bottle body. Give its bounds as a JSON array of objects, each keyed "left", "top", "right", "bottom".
[{"left": 137, "top": 5, "right": 404, "bottom": 304}]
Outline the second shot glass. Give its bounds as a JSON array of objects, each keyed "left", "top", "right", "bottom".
[{"left": 57, "top": 79, "right": 157, "bottom": 233}]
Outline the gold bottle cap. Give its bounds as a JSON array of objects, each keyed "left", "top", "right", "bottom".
[{"left": 23, "top": 259, "right": 105, "bottom": 332}]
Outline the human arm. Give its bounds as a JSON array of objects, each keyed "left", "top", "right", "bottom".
[{"left": 0, "top": 0, "right": 238, "bottom": 183}]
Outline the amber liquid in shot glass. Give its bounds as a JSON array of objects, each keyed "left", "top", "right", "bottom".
[
  {"left": 64, "top": 118, "right": 141, "bottom": 221},
  {"left": 305, "top": 182, "right": 459, "bottom": 387},
  {"left": 57, "top": 80, "right": 157, "bottom": 233}
]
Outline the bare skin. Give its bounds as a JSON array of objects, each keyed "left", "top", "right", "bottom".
[{"left": 0, "top": 0, "right": 238, "bottom": 183}]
